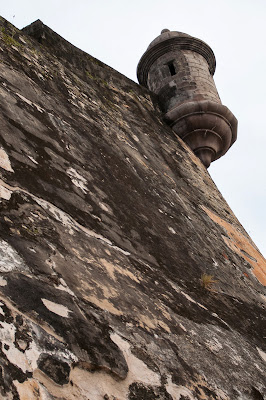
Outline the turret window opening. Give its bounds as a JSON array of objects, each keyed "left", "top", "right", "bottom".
[{"left": 168, "top": 61, "right": 176, "bottom": 76}]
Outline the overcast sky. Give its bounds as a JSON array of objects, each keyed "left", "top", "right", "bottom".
[{"left": 1, "top": 0, "right": 265, "bottom": 256}]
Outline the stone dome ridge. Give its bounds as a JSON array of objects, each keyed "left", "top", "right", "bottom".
[{"left": 147, "top": 29, "right": 192, "bottom": 50}]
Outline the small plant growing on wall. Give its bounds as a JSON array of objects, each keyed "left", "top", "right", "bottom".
[{"left": 200, "top": 273, "right": 218, "bottom": 291}]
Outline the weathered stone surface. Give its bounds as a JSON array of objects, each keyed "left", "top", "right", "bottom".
[{"left": 0, "top": 17, "right": 265, "bottom": 399}]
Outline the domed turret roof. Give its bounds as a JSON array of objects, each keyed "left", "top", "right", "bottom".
[
  {"left": 147, "top": 29, "right": 191, "bottom": 50},
  {"left": 137, "top": 29, "right": 216, "bottom": 87}
]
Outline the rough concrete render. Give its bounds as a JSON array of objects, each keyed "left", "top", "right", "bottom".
[{"left": 0, "top": 17, "right": 265, "bottom": 400}]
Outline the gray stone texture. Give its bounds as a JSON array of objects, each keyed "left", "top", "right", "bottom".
[{"left": 0, "top": 17, "right": 265, "bottom": 400}]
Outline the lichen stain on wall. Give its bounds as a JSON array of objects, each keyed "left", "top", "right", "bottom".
[
  {"left": 0, "top": 147, "right": 14, "bottom": 172},
  {"left": 0, "top": 183, "right": 12, "bottom": 200},
  {"left": 202, "top": 206, "right": 266, "bottom": 285},
  {"left": 14, "top": 378, "right": 52, "bottom": 400}
]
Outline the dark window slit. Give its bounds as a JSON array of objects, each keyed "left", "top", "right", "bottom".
[{"left": 168, "top": 63, "right": 176, "bottom": 76}]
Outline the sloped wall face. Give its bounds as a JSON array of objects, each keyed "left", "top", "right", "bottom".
[{"left": 0, "top": 17, "right": 265, "bottom": 400}]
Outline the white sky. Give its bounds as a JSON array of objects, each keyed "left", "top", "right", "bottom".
[{"left": 1, "top": 0, "right": 266, "bottom": 256}]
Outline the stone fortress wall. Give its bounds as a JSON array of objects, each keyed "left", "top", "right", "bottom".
[{"left": 0, "top": 17, "right": 265, "bottom": 400}]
